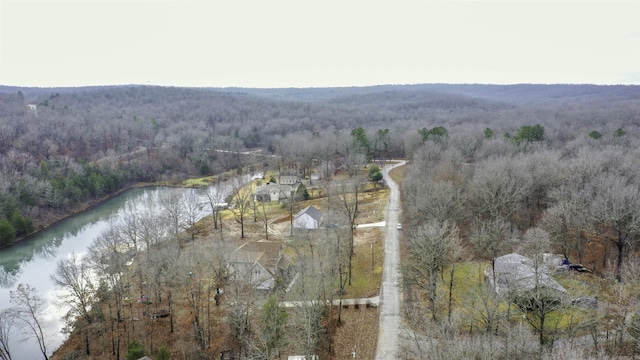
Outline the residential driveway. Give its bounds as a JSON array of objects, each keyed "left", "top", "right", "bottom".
[
  {"left": 356, "top": 221, "right": 386, "bottom": 228},
  {"left": 376, "top": 161, "right": 405, "bottom": 359}
]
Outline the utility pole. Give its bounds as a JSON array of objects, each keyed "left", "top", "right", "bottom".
[
  {"left": 371, "top": 242, "right": 374, "bottom": 271},
  {"left": 290, "top": 190, "right": 294, "bottom": 236}
]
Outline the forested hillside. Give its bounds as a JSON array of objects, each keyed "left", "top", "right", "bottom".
[
  {"left": 0, "top": 84, "right": 638, "bottom": 250},
  {"left": 2, "top": 84, "right": 640, "bottom": 359}
]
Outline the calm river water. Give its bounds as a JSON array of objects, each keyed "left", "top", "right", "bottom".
[{"left": 0, "top": 180, "right": 240, "bottom": 359}]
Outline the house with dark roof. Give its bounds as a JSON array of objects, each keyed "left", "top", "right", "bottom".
[
  {"left": 227, "top": 240, "right": 290, "bottom": 291},
  {"left": 293, "top": 205, "right": 323, "bottom": 230}
]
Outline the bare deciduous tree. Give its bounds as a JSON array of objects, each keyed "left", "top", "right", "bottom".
[
  {"left": 226, "top": 275, "right": 255, "bottom": 356},
  {"left": 288, "top": 226, "right": 340, "bottom": 356},
  {"left": 259, "top": 200, "right": 270, "bottom": 241},
  {"left": 404, "top": 220, "right": 460, "bottom": 321},
  {"left": 51, "top": 253, "right": 95, "bottom": 355},
  {"left": 205, "top": 180, "right": 227, "bottom": 231},
  {"left": 86, "top": 223, "right": 132, "bottom": 359},
  {"left": 332, "top": 178, "right": 362, "bottom": 286},
  {"left": 469, "top": 217, "right": 516, "bottom": 261},
  {"left": 0, "top": 309, "right": 13, "bottom": 360},
  {"left": 181, "top": 253, "right": 213, "bottom": 350},
  {"left": 9, "top": 283, "right": 49, "bottom": 360},
  {"left": 513, "top": 227, "right": 564, "bottom": 348},
  {"left": 231, "top": 179, "right": 253, "bottom": 238},
  {"left": 183, "top": 190, "right": 204, "bottom": 240},
  {"left": 470, "top": 157, "right": 532, "bottom": 223},
  {"left": 159, "top": 189, "right": 187, "bottom": 242},
  {"left": 463, "top": 281, "right": 505, "bottom": 336},
  {"left": 589, "top": 173, "right": 640, "bottom": 282},
  {"left": 403, "top": 178, "right": 467, "bottom": 226}
]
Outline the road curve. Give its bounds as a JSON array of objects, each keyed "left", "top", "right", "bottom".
[{"left": 375, "top": 161, "right": 405, "bottom": 359}]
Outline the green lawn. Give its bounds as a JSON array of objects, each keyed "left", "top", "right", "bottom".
[
  {"left": 388, "top": 163, "right": 405, "bottom": 184},
  {"left": 346, "top": 233, "right": 384, "bottom": 298},
  {"left": 424, "top": 262, "right": 599, "bottom": 335},
  {"left": 181, "top": 176, "right": 215, "bottom": 187}
]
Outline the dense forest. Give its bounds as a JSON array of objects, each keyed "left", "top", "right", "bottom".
[
  {"left": 1, "top": 83, "right": 638, "bottom": 247},
  {"left": 1, "top": 84, "right": 640, "bottom": 358}
]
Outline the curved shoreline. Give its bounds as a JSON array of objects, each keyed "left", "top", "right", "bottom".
[
  {"left": 0, "top": 182, "right": 154, "bottom": 251},
  {"left": 0, "top": 168, "right": 242, "bottom": 251}
]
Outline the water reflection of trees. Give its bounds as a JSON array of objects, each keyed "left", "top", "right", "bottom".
[
  {"left": 0, "top": 262, "right": 20, "bottom": 288},
  {"left": 0, "top": 181, "right": 242, "bottom": 290},
  {"left": 34, "top": 235, "right": 61, "bottom": 259},
  {"left": 0, "top": 234, "right": 62, "bottom": 288}
]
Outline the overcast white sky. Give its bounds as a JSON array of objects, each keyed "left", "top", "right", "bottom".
[{"left": 1, "top": 0, "right": 639, "bottom": 88}]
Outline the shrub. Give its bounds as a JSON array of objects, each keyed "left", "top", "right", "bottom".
[{"left": 126, "top": 340, "right": 146, "bottom": 360}]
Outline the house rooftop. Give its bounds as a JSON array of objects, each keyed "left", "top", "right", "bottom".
[
  {"left": 236, "top": 240, "right": 282, "bottom": 263},
  {"left": 488, "top": 253, "right": 567, "bottom": 296},
  {"left": 229, "top": 240, "right": 289, "bottom": 290},
  {"left": 294, "top": 205, "right": 322, "bottom": 222}
]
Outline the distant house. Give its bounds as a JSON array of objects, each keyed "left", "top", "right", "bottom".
[
  {"left": 485, "top": 253, "right": 567, "bottom": 297},
  {"left": 228, "top": 240, "right": 290, "bottom": 291},
  {"left": 293, "top": 205, "right": 322, "bottom": 230},
  {"left": 255, "top": 183, "right": 295, "bottom": 202},
  {"left": 280, "top": 175, "right": 299, "bottom": 185}
]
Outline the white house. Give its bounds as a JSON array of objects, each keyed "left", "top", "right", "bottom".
[
  {"left": 280, "top": 175, "right": 299, "bottom": 185},
  {"left": 293, "top": 205, "right": 322, "bottom": 230},
  {"left": 255, "top": 183, "right": 295, "bottom": 202}
]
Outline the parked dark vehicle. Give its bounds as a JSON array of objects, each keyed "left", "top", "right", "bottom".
[{"left": 569, "top": 264, "right": 589, "bottom": 272}]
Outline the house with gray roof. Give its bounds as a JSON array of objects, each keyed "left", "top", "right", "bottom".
[
  {"left": 228, "top": 240, "right": 290, "bottom": 291},
  {"left": 485, "top": 253, "right": 567, "bottom": 297},
  {"left": 293, "top": 205, "right": 323, "bottom": 230}
]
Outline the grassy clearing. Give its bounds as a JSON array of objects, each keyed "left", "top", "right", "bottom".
[
  {"left": 179, "top": 168, "right": 241, "bottom": 187},
  {"left": 388, "top": 163, "right": 406, "bottom": 184},
  {"left": 181, "top": 176, "right": 215, "bottom": 187},
  {"left": 346, "top": 229, "right": 384, "bottom": 298},
  {"left": 357, "top": 189, "right": 389, "bottom": 223}
]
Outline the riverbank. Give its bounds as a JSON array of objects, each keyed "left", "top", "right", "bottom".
[
  {"left": 0, "top": 168, "right": 245, "bottom": 251},
  {"left": 0, "top": 185, "right": 210, "bottom": 360},
  {"left": 0, "top": 183, "right": 146, "bottom": 251}
]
